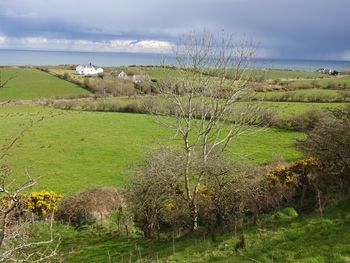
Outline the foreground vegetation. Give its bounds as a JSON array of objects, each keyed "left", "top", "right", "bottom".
[{"left": 30, "top": 200, "right": 349, "bottom": 262}]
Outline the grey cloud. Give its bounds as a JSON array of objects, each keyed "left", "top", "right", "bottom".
[{"left": 0, "top": 0, "right": 349, "bottom": 59}]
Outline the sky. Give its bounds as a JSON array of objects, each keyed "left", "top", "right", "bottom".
[{"left": 0, "top": 0, "right": 349, "bottom": 60}]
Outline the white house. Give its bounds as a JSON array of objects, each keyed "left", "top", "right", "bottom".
[
  {"left": 75, "top": 63, "right": 104, "bottom": 75},
  {"left": 111, "top": 70, "right": 128, "bottom": 79}
]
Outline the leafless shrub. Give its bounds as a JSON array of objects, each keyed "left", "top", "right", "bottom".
[
  {"left": 286, "top": 82, "right": 313, "bottom": 90},
  {"left": 247, "top": 107, "right": 286, "bottom": 127},
  {"left": 134, "top": 82, "right": 153, "bottom": 95},
  {"left": 289, "top": 109, "right": 328, "bottom": 131},
  {"left": 62, "top": 72, "right": 70, "bottom": 80},
  {"left": 327, "top": 81, "right": 337, "bottom": 89},
  {"left": 96, "top": 77, "right": 138, "bottom": 97},
  {"left": 311, "top": 80, "right": 321, "bottom": 89},
  {"left": 340, "top": 90, "right": 350, "bottom": 99},
  {"left": 56, "top": 187, "right": 126, "bottom": 227}
]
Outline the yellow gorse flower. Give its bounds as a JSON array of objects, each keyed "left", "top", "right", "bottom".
[
  {"left": 198, "top": 184, "right": 214, "bottom": 198},
  {"left": 25, "top": 190, "right": 62, "bottom": 217},
  {"left": 163, "top": 200, "right": 176, "bottom": 211},
  {"left": 266, "top": 157, "right": 320, "bottom": 184}
]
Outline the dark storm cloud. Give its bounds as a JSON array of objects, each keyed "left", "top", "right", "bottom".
[{"left": 0, "top": 0, "right": 349, "bottom": 59}]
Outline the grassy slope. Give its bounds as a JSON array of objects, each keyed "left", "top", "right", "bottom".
[
  {"left": 32, "top": 200, "right": 350, "bottom": 262},
  {"left": 0, "top": 68, "right": 90, "bottom": 100},
  {"left": 0, "top": 104, "right": 302, "bottom": 194}
]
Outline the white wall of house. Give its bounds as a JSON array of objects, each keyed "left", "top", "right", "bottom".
[
  {"left": 96, "top": 68, "right": 104, "bottom": 74},
  {"left": 118, "top": 71, "right": 127, "bottom": 78},
  {"left": 75, "top": 65, "right": 104, "bottom": 75},
  {"left": 75, "top": 65, "right": 85, "bottom": 75}
]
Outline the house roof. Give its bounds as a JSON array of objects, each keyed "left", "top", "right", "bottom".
[
  {"left": 111, "top": 70, "right": 127, "bottom": 77},
  {"left": 76, "top": 64, "right": 96, "bottom": 69}
]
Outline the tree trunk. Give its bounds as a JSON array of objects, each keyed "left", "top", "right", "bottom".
[
  {"left": 189, "top": 201, "right": 198, "bottom": 231},
  {"left": 215, "top": 211, "right": 223, "bottom": 227},
  {"left": 0, "top": 212, "right": 6, "bottom": 248}
]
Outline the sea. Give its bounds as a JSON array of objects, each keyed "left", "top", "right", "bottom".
[{"left": 1, "top": 49, "right": 350, "bottom": 72}]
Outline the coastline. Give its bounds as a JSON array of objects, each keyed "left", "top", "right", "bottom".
[{"left": 1, "top": 49, "right": 349, "bottom": 71}]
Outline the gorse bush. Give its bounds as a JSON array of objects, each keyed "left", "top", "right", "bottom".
[
  {"left": 129, "top": 148, "right": 350, "bottom": 240},
  {"left": 199, "top": 164, "right": 291, "bottom": 227},
  {"left": 266, "top": 157, "right": 321, "bottom": 185},
  {"left": 265, "top": 157, "right": 325, "bottom": 213},
  {"left": 25, "top": 191, "right": 62, "bottom": 217},
  {"left": 0, "top": 190, "right": 62, "bottom": 223},
  {"left": 297, "top": 105, "right": 350, "bottom": 177},
  {"left": 128, "top": 149, "right": 293, "bottom": 239},
  {"left": 295, "top": 105, "right": 350, "bottom": 203}
]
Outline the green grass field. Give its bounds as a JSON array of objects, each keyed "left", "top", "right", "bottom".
[
  {"left": 0, "top": 68, "right": 90, "bottom": 100},
  {"left": 31, "top": 199, "right": 350, "bottom": 262},
  {"left": 1, "top": 104, "right": 303, "bottom": 194}
]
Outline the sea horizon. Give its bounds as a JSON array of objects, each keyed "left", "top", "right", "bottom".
[{"left": 1, "top": 49, "right": 350, "bottom": 72}]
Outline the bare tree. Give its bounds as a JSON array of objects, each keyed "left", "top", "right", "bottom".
[{"left": 151, "top": 30, "right": 260, "bottom": 231}]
